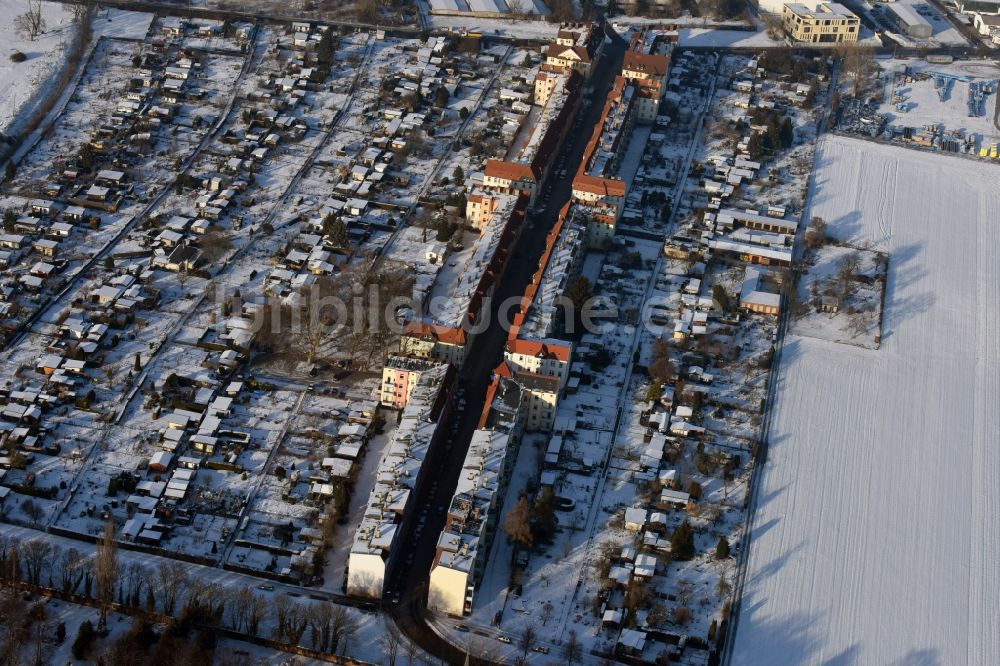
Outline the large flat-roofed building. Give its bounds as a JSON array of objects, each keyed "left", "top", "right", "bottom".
[
  {"left": 783, "top": 2, "right": 860, "bottom": 42},
  {"left": 347, "top": 363, "right": 455, "bottom": 598},
  {"left": 958, "top": 0, "right": 1000, "bottom": 14},
  {"left": 884, "top": 2, "right": 933, "bottom": 38},
  {"left": 379, "top": 355, "right": 448, "bottom": 409},
  {"left": 974, "top": 12, "right": 1000, "bottom": 40},
  {"left": 428, "top": 375, "right": 523, "bottom": 615},
  {"left": 428, "top": 0, "right": 549, "bottom": 18},
  {"left": 756, "top": 0, "right": 815, "bottom": 13}
]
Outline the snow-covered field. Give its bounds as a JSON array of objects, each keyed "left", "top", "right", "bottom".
[
  {"left": 0, "top": 0, "right": 74, "bottom": 136},
  {"left": 734, "top": 135, "right": 1000, "bottom": 665}
]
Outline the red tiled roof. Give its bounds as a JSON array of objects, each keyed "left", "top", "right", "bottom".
[
  {"left": 546, "top": 44, "right": 592, "bottom": 64},
  {"left": 485, "top": 159, "right": 539, "bottom": 183},
  {"left": 513, "top": 369, "right": 561, "bottom": 392},
  {"left": 477, "top": 374, "right": 502, "bottom": 429},
  {"left": 506, "top": 338, "right": 572, "bottom": 363},
  {"left": 573, "top": 174, "right": 626, "bottom": 197},
  {"left": 576, "top": 76, "right": 628, "bottom": 181},
  {"left": 403, "top": 321, "right": 466, "bottom": 346},
  {"left": 623, "top": 51, "right": 670, "bottom": 79}
]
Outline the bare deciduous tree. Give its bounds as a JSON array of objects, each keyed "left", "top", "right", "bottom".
[
  {"left": 58, "top": 547, "right": 86, "bottom": 595},
  {"left": 540, "top": 600, "right": 554, "bottom": 626},
  {"left": 502, "top": 497, "right": 534, "bottom": 550},
  {"left": 21, "top": 499, "right": 43, "bottom": 523},
  {"left": 247, "top": 592, "right": 267, "bottom": 637},
  {"left": 20, "top": 539, "right": 50, "bottom": 587},
  {"left": 197, "top": 230, "right": 234, "bottom": 264},
  {"left": 836, "top": 44, "right": 875, "bottom": 97},
  {"left": 95, "top": 518, "right": 118, "bottom": 628},
  {"left": 518, "top": 624, "right": 536, "bottom": 659},
  {"left": 563, "top": 629, "right": 581, "bottom": 664},
  {"left": 377, "top": 625, "right": 400, "bottom": 666},
  {"left": 156, "top": 561, "right": 187, "bottom": 615},
  {"left": 506, "top": 0, "right": 529, "bottom": 20},
  {"left": 122, "top": 561, "right": 147, "bottom": 608},
  {"left": 331, "top": 604, "right": 359, "bottom": 656},
  {"left": 15, "top": 0, "right": 46, "bottom": 42}
]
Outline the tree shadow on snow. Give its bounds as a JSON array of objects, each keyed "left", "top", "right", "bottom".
[
  {"left": 881, "top": 242, "right": 935, "bottom": 343},
  {"left": 825, "top": 210, "right": 864, "bottom": 244},
  {"left": 888, "top": 648, "right": 942, "bottom": 666},
  {"left": 733, "top": 584, "right": 837, "bottom": 665},
  {"left": 746, "top": 539, "right": 806, "bottom": 589}
]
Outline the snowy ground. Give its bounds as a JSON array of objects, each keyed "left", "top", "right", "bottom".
[
  {"left": 733, "top": 135, "right": 1000, "bottom": 665},
  {"left": 678, "top": 28, "right": 782, "bottom": 48},
  {"left": 0, "top": 0, "right": 74, "bottom": 136}
]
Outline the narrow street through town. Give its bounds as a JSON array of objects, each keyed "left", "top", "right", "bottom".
[{"left": 386, "top": 22, "right": 629, "bottom": 665}]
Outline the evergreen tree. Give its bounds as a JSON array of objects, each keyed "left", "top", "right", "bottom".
[
  {"left": 78, "top": 144, "right": 95, "bottom": 168},
  {"left": 323, "top": 214, "right": 348, "bottom": 248},
  {"left": 746, "top": 133, "right": 764, "bottom": 160},
  {"left": 780, "top": 117, "right": 794, "bottom": 148},
  {"left": 316, "top": 28, "right": 335, "bottom": 67},
  {"left": 716, "top": 537, "right": 731, "bottom": 560},
  {"left": 533, "top": 487, "right": 558, "bottom": 542},
  {"left": 72, "top": 621, "right": 96, "bottom": 660},
  {"left": 434, "top": 86, "right": 450, "bottom": 108},
  {"left": 670, "top": 520, "right": 696, "bottom": 560}
]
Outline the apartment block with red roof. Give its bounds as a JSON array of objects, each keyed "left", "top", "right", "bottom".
[
  {"left": 499, "top": 205, "right": 586, "bottom": 431},
  {"left": 478, "top": 65, "right": 582, "bottom": 207},
  {"left": 621, "top": 31, "right": 671, "bottom": 124},
  {"left": 403, "top": 194, "right": 528, "bottom": 369},
  {"left": 400, "top": 321, "right": 468, "bottom": 367},
  {"left": 545, "top": 22, "right": 605, "bottom": 80},
  {"left": 571, "top": 75, "right": 636, "bottom": 245}
]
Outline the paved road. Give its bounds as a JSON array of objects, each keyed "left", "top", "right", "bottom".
[{"left": 384, "top": 20, "right": 629, "bottom": 665}]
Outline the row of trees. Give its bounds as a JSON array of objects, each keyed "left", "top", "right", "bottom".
[{"left": 0, "top": 532, "right": 360, "bottom": 655}]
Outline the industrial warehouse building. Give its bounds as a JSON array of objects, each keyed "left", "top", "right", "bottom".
[{"left": 885, "top": 2, "right": 933, "bottom": 38}]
